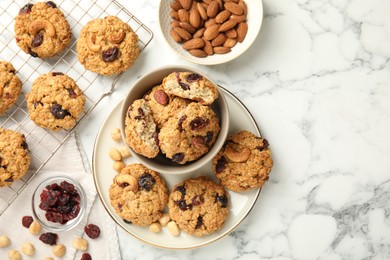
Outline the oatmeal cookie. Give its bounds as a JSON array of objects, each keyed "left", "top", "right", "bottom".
[
  {"left": 168, "top": 176, "right": 229, "bottom": 236},
  {"left": 212, "top": 130, "right": 273, "bottom": 192},
  {"left": 158, "top": 102, "right": 220, "bottom": 164},
  {"left": 109, "top": 164, "right": 168, "bottom": 226},
  {"left": 14, "top": 2, "right": 71, "bottom": 58},
  {"left": 0, "top": 61, "right": 22, "bottom": 114},
  {"left": 124, "top": 99, "right": 159, "bottom": 158},
  {"left": 26, "top": 72, "right": 85, "bottom": 131},
  {"left": 162, "top": 72, "right": 218, "bottom": 105},
  {"left": 77, "top": 16, "right": 140, "bottom": 76},
  {"left": 144, "top": 85, "right": 190, "bottom": 128},
  {"left": 0, "top": 128, "right": 30, "bottom": 187}
]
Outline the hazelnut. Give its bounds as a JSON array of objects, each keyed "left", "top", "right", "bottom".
[
  {"left": 158, "top": 214, "right": 170, "bottom": 227},
  {"left": 149, "top": 222, "right": 162, "bottom": 233},
  {"left": 119, "top": 146, "right": 131, "bottom": 159},
  {"left": 8, "top": 250, "right": 21, "bottom": 260},
  {"left": 21, "top": 243, "right": 35, "bottom": 256},
  {"left": 72, "top": 237, "right": 88, "bottom": 251},
  {"left": 111, "top": 128, "right": 122, "bottom": 141},
  {"left": 0, "top": 235, "right": 10, "bottom": 247},
  {"left": 109, "top": 148, "right": 122, "bottom": 161},
  {"left": 167, "top": 221, "right": 181, "bottom": 237},
  {"left": 29, "top": 221, "right": 41, "bottom": 235},
  {"left": 113, "top": 161, "right": 126, "bottom": 173},
  {"left": 52, "top": 244, "right": 66, "bottom": 257}
]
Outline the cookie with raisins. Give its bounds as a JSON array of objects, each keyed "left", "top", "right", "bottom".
[{"left": 0, "top": 61, "right": 22, "bottom": 114}]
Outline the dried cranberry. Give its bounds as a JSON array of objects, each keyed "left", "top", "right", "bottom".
[
  {"left": 39, "top": 232, "right": 58, "bottom": 245},
  {"left": 178, "top": 115, "right": 187, "bottom": 131},
  {"left": 179, "top": 82, "right": 190, "bottom": 90},
  {"left": 28, "top": 47, "right": 38, "bottom": 57},
  {"left": 178, "top": 200, "right": 192, "bottom": 211},
  {"left": 186, "top": 73, "right": 202, "bottom": 82},
  {"left": 191, "top": 195, "right": 204, "bottom": 206},
  {"left": 190, "top": 117, "right": 209, "bottom": 130},
  {"left": 138, "top": 173, "right": 155, "bottom": 191},
  {"left": 21, "top": 141, "right": 28, "bottom": 150},
  {"left": 85, "top": 224, "right": 101, "bottom": 239},
  {"left": 204, "top": 131, "right": 213, "bottom": 145},
  {"left": 216, "top": 195, "right": 228, "bottom": 208},
  {"left": 31, "top": 34, "right": 43, "bottom": 48},
  {"left": 102, "top": 47, "right": 119, "bottom": 62},
  {"left": 153, "top": 131, "right": 159, "bottom": 147},
  {"left": 191, "top": 136, "right": 205, "bottom": 148},
  {"left": 81, "top": 253, "right": 92, "bottom": 260},
  {"left": 19, "top": 3, "right": 33, "bottom": 15},
  {"left": 46, "top": 1, "right": 57, "bottom": 8},
  {"left": 195, "top": 216, "right": 203, "bottom": 229},
  {"left": 50, "top": 103, "right": 71, "bottom": 119},
  {"left": 67, "top": 88, "right": 77, "bottom": 98},
  {"left": 172, "top": 153, "right": 184, "bottom": 163},
  {"left": 118, "top": 182, "right": 129, "bottom": 188},
  {"left": 52, "top": 72, "right": 64, "bottom": 76},
  {"left": 175, "top": 185, "right": 186, "bottom": 197},
  {"left": 216, "top": 157, "right": 227, "bottom": 173},
  {"left": 256, "top": 139, "right": 269, "bottom": 151},
  {"left": 60, "top": 181, "right": 75, "bottom": 193},
  {"left": 22, "top": 216, "right": 34, "bottom": 228}
]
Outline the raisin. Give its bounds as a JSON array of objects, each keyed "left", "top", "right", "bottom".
[
  {"left": 256, "top": 139, "right": 269, "bottom": 151},
  {"left": 186, "top": 73, "right": 202, "bottom": 82},
  {"left": 102, "top": 47, "right": 119, "bottom": 62},
  {"left": 46, "top": 1, "right": 57, "bottom": 8},
  {"left": 172, "top": 153, "right": 184, "bottom": 163},
  {"left": 28, "top": 47, "right": 38, "bottom": 57},
  {"left": 134, "top": 108, "right": 144, "bottom": 120},
  {"left": 216, "top": 157, "right": 227, "bottom": 173},
  {"left": 118, "top": 182, "right": 129, "bottom": 188},
  {"left": 22, "top": 216, "right": 34, "bottom": 228},
  {"left": 123, "top": 219, "right": 132, "bottom": 224},
  {"left": 216, "top": 195, "right": 228, "bottom": 208},
  {"left": 19, "top": 3, "right": 33, "bottom": 15},
  {"left": 153, "top": 131, "right": 159, "bottom": 147},
  {"left": 33, "top": 101, "right": 43, "bottom": 109},
  {"left": 31, "top": 34, "right": 43, "bottom": 48},
  {"left": 138, "top": 173, "right": 155, "bottom": 191},
  {"left": 195, "top": 216, "right": 203, "bottom": 229},
  {"left": 191, "top": 195, "right": 204, "bottom": 206},
  {"left": 190, "top": 117, "right": 209, "bottom": 130},
  {"left": 204, "top": 131, "right": 213, "bottom": 145},
  {"left": 85, "top": 224, "right": 101, "bottom": 239},
  {"left": 50, "top": 103, "right": 71, "bottom": 119},
  {"left": 178, "top": 115, "right": 187, "bottom": 132},
  {"left": 4, "top": 177, "right": 12, "bottom": 182},
  {"left": 67, "top": 88, "right": 77, "bottom": 98},
  {"left": 175, "top": 185, "right": 186, "bottom": 197},
  {"left": 178, "top": 200, "right": 190, "bottom": 211},
  {"left": 21, "top": 141, "right": 28, "bottom": 150},
  {"left": 52, "top": 72, "right": 64, "bottom": 76},
  {"left": 39, "top": 232, "right": 58, "bottom": 245},
  {"left": 81, "top": 253, "right": 92, "bottom": 260},
  {"left": 179, "top": 82, "right": 190, "bottom": 90}
]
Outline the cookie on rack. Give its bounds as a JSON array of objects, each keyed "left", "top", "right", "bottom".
[
  {"left": 109, "top": 164, "right": 168, "bottom": 226},
  {"left": 14, "top": 2, "right": 71, "bottom": 58},
  {"left": 168, "top": 176, "right": 229, "bottom": 236},
  {"left": 144, "top": 85, "right": 190, "bottom": 128},
  {"left": 158, "top": 102, "right": 220, "bottom": 164},
  {"left": 0, "top": 128, "right": 30, "bottom": 187},
  {"left": 26, "top": 72, "right": 85, "bottom": 131},
  {"left": 0, "top": 61, "right": 22, "bottom": 115},
  {"left": 212, "top": 130, "right": 273, "bottom": 192},
  {"left": 162, "top": 72, "right": 218, "bottom": 105},
  {"left": 77, "top": 16, "right": 140, "bottom": 76},
  {"left": 124, "top": 99, "right": 159, "bottom": 158}
]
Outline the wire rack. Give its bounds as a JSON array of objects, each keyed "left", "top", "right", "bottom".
[{"left": 0, "top": 0, "right": 153, "bottom": 215}]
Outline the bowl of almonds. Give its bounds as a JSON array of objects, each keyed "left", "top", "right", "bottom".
[{"left": 159, "top": 0, "right": 263, "bottom": 65}]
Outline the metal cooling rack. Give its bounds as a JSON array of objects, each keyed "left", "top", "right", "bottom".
[{"left": 0, "top": 0, "right": 153, "bottom": 215}]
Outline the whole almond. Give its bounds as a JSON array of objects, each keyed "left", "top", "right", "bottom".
[
  {"left": 203, "top": 39, "right": 214, "bottom": 55},
  {"left": 154, "top": 90, "right": 169, "bottom": 106},
  {"left": 224, "top": 2, "right": 243, "bottom": 15},
  {"left": 178, "top": 9, "right": 190, "bottom": 23},
  {"left": 173, "top": 27, "right": 192, "bottom": 41},
  {"left": 211, "top": 33, "right": 227, "bottom": 46},
  {"left": 229, "top": 14, "right": 246, "bottom": 23},
  {"left": 219, "top": 19, "right": 237, "bottom": 32},
  {"left": 238, "top": 0, "right": 247, "bottom": 16},
  {"left": 179, "top": 0, "right": 192, "bottom": 10},
  {"left": 225, "top": 28, "right": 237, "bottom": 38},
  {"left": 183, "top": 38, "right": 205, "bottom": 50},
  {"left": 180, "top": 22, "right": 196, "bottom": 33},
  {"left": 171, "top": 20, "right": 180, "bottom": 27},
  {"left": 203, "top": 0, "right": 212, "bottom": 4},
  {"left": 224, "top": 38, "right": 237, "bottom": 48},
  {"left": 215, "top": 10, "right": 231, "bottom": 24},
  {"left": 236, "top": 21, "right": 248, "bottom": 42},
  {"left": 170, "top": 11, "right": 179, "bottom": 21},
  {"left": 170, "top": 29, "right": 182, "bottom": 42},
  {"left": 171, "top": 0, "right": 183, "bottom": 11},
  {"left": 214, "top": 46, "right": 231, "bottom": 54},
  {"left": 193, "top": 28, "right": 206, "bottom": 38},
  {"left": 197, "top": 2, "right": 208, "bottom": 21},
  {"left": 207, "top": 1, "right": 219, "bottom": 18},
  {"left": 203, "top": 24, "right": 220, "bottom": 40},
  {"left": 189, "top": 49, "right": 207, "bottom": 57},
  {"left": 189, "top": 8, "right": 201, "bottom": 28},
  {"left": 224, "top": 0, "right": 239, "bottom": 2},
  {"left": 205, "top": 18, "right": 216, "bottom": 28},
  {"left": 216, "top": 0, "right": 223, "bottom": 9}
]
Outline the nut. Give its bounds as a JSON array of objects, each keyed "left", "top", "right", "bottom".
[
  {"left": 171, "top": 20, "right": 180, "bottom": 27},
  {"left": 207, "top": 1, "right": 219, "bottom": 18},
  {"left": 109, "top": 148, "right": 122, "bottom": 161},
  {"left": 72, "top": 238, "right": 88, "bottom": 251},
  {"left": 153, "top": 89, "right": 169, "bottom": 105},
  {"left": 21, "top": 243, "right": 35, "bottom": 256},
  {"left": 116, "top": 174, "right": 138, "bottom": 193},
  {"left": 170, "top": 29, "right": 182, "bottom": 43},
  {"left": 179, "top": 22, "right": 196, "bottom": 34},
  {"left": 193, "top": 28, "right": 205, "bottom": 38},
  {"left": 170, "top": 11, "right": 179, "bottom": 20},
  {"left": 28, "top": 19, "right": 56, "bottom": 37},
  {"left": 197, "top": 2, "right": 208, "bottom": 21},
  {"left": 52, "top": 244, "right": 66, "bottom": 257},
  {"left": 215, "top": 10, "right": 231, "bottom": 23},
  {"left": 236, "top": 21, "right": 248, "bottom": 42},
  {"left": 111, "top": 128, "right": 122, "bottom": 141},
  {"left": 211, "top": 33, "right": 227, "bottom": 46},
  {"left": 108, "top": 29, "right": 125, "bottom": 44},
  {"left": 225, "top": 28, "right": 237, "bottom": 38},
  {"left": 178, "top": 9, "right": 190, "bottom": 23},
  {"left": 224, "top": 2, "right": 243, "bottom": 15},
  {"left": 119, "top": 146, "right": 132, "bottom": 158},
  {"left": 203, "top": 24, "right": 220, "bottom": 40},
  {"left": 8, "top": 250, "right": 21, "bottom": 260},
  {"left": 173, "top": 27, "right": 192, "bottom": 41},
  {"left": 219, "top": 19, "right": 237, "bottom": 32},
  {"left": 158, "top": 214, "right": 170, "bottom": 227},
  {"left": 225, "top": 145, "right": 251, "bottom": 162},
  {"left": 149, "top": 222, "right": 162, "bottom": 233},
  {"left": 229, "top": 14, "right": 245, "bottom": 23},
  {"left": 204, "top": 18, "right": 217, "bottom": 28},
  {"left": 189, "top": 8, "right": 201, "bottom": 28},
  {"left": 189, "top": 49, "right": 207, "bottom": 57},
  {"left": 183, "top": 38, "right": 205, "bottom": 50},
  {"left": 113, "top": 161, "right": 126, "bottom": 173},
  {"left": 179, "top": 0, "right": 192, "bottom": 10},
  {"left": 238, "top": 0, "right": 247, "bottom": 16},
  {"left": 203, "top": 39, "right": 214, "bottom": 55},
  {"left": 171, "top": 0, "right": 182, "bottom": 11},
  {"left": 214, "top": 46, "right": 231, "bottom": 54},
  {"left": 44, "top": 258, "right": 54, "bottom": 260},
  {"left": 0, "top": 235, "right": 10, "bottom": 247},
  {"left": 224, "top": 38, "right": 237, "bottom": 48},
  {"left": 87, "top": 34, "right": 101, "bottom": 52},
  {"left": 167, "top": 221, "right": 181, "bottom": 236},
  {"left": 29, "top": 221, "right": 41, "bottom": 235}
]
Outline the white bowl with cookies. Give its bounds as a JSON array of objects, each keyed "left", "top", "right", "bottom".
[{"left": 158, "top": 0, "right": 263, "bottom": 65}]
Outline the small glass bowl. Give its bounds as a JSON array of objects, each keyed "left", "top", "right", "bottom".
[{"left": 32, "top": 176, "right": 87, "bottom": 232}]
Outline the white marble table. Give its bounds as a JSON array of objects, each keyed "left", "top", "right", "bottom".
[{"left": 78, "top": 0, "right": 390, "bottom": 259}]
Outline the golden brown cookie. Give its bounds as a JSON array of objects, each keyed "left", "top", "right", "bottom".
[
  {"left": 77, "top": 16, "right": 140, "bottom": 76},
  {"left": 212, "top": 130, "right": 273, "bottom": 192},
  {"left": 0, "top": 61, "right": 22, "bottom": 115},
  {"left": 0, "top": 128, "right": 30, "bottom": 187},
  {"left": 14, "top": 2, "right": 71, "bottom": 58},
  {"left": 168, "top": 176, "right": 229, "bottom": 236},
  {"left": 26, "top": 72, "right": 85, "bottom": 131},
  {"left": 109, "top": 164, "right": 169, "bottom": 226}
]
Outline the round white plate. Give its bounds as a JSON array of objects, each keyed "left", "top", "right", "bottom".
[{"left": 92, "top": 87, "right": 262, "bottom": 249}]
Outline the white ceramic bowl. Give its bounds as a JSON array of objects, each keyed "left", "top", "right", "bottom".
[
  {"left": 120, "top": 65, "right": 229, "bottom": 175},
  {"left": 158, "top": 0, "right": 263, "bottom": 65}
]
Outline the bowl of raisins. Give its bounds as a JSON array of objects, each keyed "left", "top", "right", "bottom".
[{"left": 32, "top": 176, "right": 87, "bottom": 232}]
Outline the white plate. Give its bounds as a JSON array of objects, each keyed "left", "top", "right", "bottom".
[
  {"left": 92, "top": 87, "right": 262, "bottom": 249},
  {"left": 158, "top": 0, "right": 263, "bottom": 65}
]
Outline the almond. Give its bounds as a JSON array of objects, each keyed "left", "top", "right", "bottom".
[
  {"left": 205, "top": 18, "right": 216, "bottom": 28},
  {"left": 216, "top": 0, "right": 223, "bottom": 9},
  {"left": 225, "top": 28, "right": 237, "bottom": 38},
  {"left": 170, "top": 11, "right": 179, "bottom": 21},
  {"left": 219, "top": 19, "right": 237, "bottom": 32},
  {"left": 203, "top": 39, "right": 214, "bottom": 55},
  {"left": 197, "top": 2, "right": 208, "bottom": 21},
  {"left": 238, "top": 0, "right": 247, "bottom": 16},
  {"left": 183, "top": 38, "right": 205, "bottom": 50},
  {"left": 189, "top": 49, "right": 207, "bottom": 57},
  {"left": 179, "top": 22, "right": 196, "bottom": 33},
  {"left": 189, "top": 8, "right": 201, "bottom": 28},
  {"left": 193, "top": 28, "right": 206, "bottom": 38},
  {"left": 203, "top": 0, "right": 212, "bottom": 4},
  {"left": 178, "top": 9, "right": 190, "bottom": 23},
  {"left": 171, "top": 20, "right": 180, "bottom": 27},
  {"left": 179, "top": 0, "right": 192, "bottom": 10},
  {"left": 207, "top": 1, "right": 219, "bottom": 18},
  {"left": 224, "top": 2, "right": 243, "bottom": 15},
  {"left": 215, "top": 10, "right": 231, "bottom": 23},
  {"left": 170, "top": 29, "right": 182, "bottom": 43},
  {"left": 224, "top": 38, "right": 237, "bottom": 48},
  {"left": 173, "top": 27, "right": 192, "bottom": 41},
  {"left": 213, "top": 46, "right": 231, "bottom": 54},
  {"left": 154, "top": 90, "right": 169, "bottom": 105},
  {"left": 229, "top": 14, "right": 246, "bottom": 23},
  {"left": 170, "top": 0, "right": 182, "bottom": 11},
  {"left": 203, "top": 24, "right": 220, "bottom": 40},
  {"left": 224, "top": 0, "right": 239, "bottom": 2},
  {"left": 236, "top": 21, "right": 248, "bottom": 42},
  {"left": 211, "top": 33, "right": 227, "bottom": 46}
]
